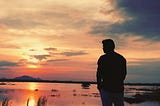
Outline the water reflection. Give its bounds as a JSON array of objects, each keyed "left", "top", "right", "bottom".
[
  {"left": 27, "top": 97, "right": 36, "bottom": 106},
  {"left": 0, "top": 82, "right": 159, "bottom": 106},
  {"left": 28, "top": 83, "right": 38, "bottom": 91}
]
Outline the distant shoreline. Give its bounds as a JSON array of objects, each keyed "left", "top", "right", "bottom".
[{"left": 0, "top": 79, "right": 160, "bottom": 86}]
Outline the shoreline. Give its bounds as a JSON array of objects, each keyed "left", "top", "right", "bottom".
[{"left": 0, "top": 79, "right": 160, "bottom": 86}]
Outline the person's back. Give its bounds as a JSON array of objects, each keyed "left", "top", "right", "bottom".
[
  {"left": 97, "top": 39, "right": 127, "bottom": 106},
  {"left": 98, "top": 51, "right": 126, "bottom": 92}
]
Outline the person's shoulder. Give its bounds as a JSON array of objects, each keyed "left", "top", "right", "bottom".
[
  {"left": 115, "top": 52, "right": 126, "bottom": 61},
  {"left": 99, "top": 54, "right": 107, "bottom": 59},
  {"left": 97, "top": 54, "right": 106, "bottom": 63}
]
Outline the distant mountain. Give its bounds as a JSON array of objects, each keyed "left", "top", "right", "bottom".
[{"left": 13, "top": 75, "right": 42, "bottom": 81}]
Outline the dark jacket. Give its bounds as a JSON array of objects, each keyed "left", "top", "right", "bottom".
[{"left": 97, "top": 51, "right": 127, "bottom": 92}]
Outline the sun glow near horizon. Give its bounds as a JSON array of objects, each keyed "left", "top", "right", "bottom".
[{"left": 27, "top": 64, "right": 39, "bottom": 69}]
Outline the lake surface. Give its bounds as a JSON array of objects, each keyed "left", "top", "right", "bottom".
[{"left": 0, "top": 82, "right": 159, "bottom": 106}]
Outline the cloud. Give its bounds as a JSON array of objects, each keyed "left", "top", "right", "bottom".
[
  {"left": 29, "top": 49, "right": 36, "bottom": 51},
  {"left": 0, "top": 17, "right": 42, "bottom": 29},
  {"left": 31, "top": 55, "right": 51, "bottom": 61},
  {"left": 0, "top": 67, "right": 10, "bottom": 71},
  {"left": 1, "top": 43, "right": 20, "bottom": 49},
  {"left": 60, "top": 51, "right": 88, "bottom": 56},
  {"left": 0, "top": 0, "right": 95, "bottom": 30},
  {"left": 90, "top": 0, "right": 160, "bottom": 41},
  {"left": 0, "top": 61, "right": 18, "bottom": 67},
  {"left": 18, "top": 59, "right": 29, "bottom": 66},
  {"left": 47, "top": 59, "right": 69, "bottom": 62},
  {"left": 128, "top": 58, "right": 160, "bottom": 66},
  {"left": 0, "top": 61, "right": 18, "bottom": 71},
  {"left": 0, "top": 38, "right": 21, "bottom": 49},
  {"left": 44, "top": 47, "right": 57, "bottom": 51}
]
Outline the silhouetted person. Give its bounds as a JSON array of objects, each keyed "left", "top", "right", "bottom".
[{"left": 97, "top": 39, "right": 127, "bottom": 106}]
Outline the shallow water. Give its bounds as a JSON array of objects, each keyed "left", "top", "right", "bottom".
[{"left": 0, "top": 82, "right": 159, "bottom": 106}]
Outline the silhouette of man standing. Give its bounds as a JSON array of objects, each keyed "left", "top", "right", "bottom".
[{"left": 97, "top": 39, "right": 127, "bottom": 106}]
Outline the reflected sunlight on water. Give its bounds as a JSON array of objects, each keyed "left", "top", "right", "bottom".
[
  {"left": 27, "top": 97, "right": 36, "bottom": 106},
  {"left": 28, "top": 83, "right": 38, "bottom": 91}
]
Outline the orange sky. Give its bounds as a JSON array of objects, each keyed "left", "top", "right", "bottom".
[{"left": 0, "top": 0, "right": 160, "bottom": 82}]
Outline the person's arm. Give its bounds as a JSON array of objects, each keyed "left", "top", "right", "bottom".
[
  {"left": 97, "top": 70, "right": 102, "bottom": 90},
  {"left": 122, "top": 58, "right": 127, "bottom": 80},
  {"left": 97, "top": 57, "right": 102, "bottom": 90}
]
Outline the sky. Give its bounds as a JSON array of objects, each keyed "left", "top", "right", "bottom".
[{"left": 0, "top": 0, "right": 160, "bottom": 83}]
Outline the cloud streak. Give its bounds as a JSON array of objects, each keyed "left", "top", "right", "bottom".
[
  {"left": 47, "top": 59, "right": 69, "bottom": 62},
  {"left": 31, "top": 55, "right": 51, "bottom": 61},
  {"left": 60, "top": 51, "right": 88, "bottom": 57},
  {"left": 0, "top": 61, "right": 18, "bottom": 71},
  {"left": 0, "top": 61, "right": 18, "bottom": 67},
  {"left": 44, "top": 47, "right": 57, "bottom": 51},
  {"left": 0, "top": 67, "right": 10, "bottom": 71}
]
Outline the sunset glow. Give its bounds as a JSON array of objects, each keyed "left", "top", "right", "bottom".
[{"left": 0, "top": 0, "right": 160, "bottom": 82}]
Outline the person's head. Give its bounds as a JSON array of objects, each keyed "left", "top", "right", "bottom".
[{"left": 102, "top": 39, "right": 115, "bottom": 53}]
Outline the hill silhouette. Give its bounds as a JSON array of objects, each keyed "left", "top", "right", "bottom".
[{"left": 13, "top": 75, "right": 42, "bottom": 81}]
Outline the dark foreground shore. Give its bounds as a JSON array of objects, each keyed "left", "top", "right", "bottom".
[{"left": 124, "top": 87, "right": 160, "bottom": 104}]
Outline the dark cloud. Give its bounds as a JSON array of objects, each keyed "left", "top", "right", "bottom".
[
  {"left": 0, "top": 61, "right": 18, "bottom": 71},
  {"left": 31, "top": 55, "right": 51, "bottom": 61},
  {"left": 60, "top": 51, "right": 88, "bottom": 57},
  {"left": 44, "top": 47, "right": 57, "bottom": 51},
  {"left": 91, "top": 0, "right": 160, "bottom": 41},
  {"left": 0, "top": 61, "right": 18, "bottom": 67}
]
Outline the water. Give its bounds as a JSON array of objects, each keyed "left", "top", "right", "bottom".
[{"left": 0, "top": 82, "right": 159, "bottom": 106}]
